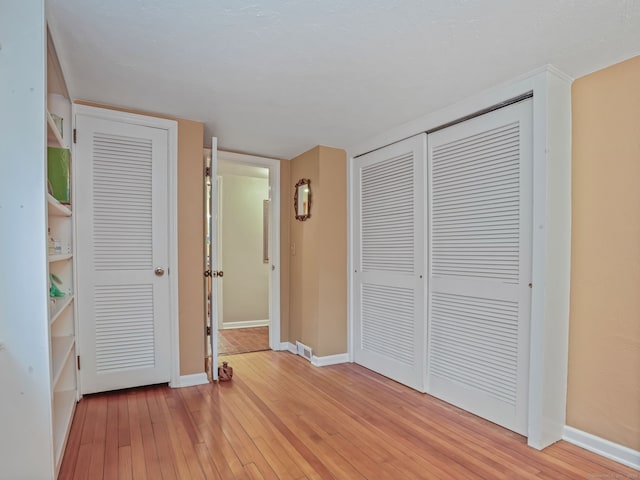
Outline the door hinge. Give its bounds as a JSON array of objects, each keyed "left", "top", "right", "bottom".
[
  {"left": 73, "top": 128, "right": 77, "bottom": 144},
  {"left": 77, "top": 355, "right": 81, "bottom": 370},
  {"left": 205, "top": 166, "right": 211, "bottom": 177},
  {"left": 206, "top": 326, "right": 211, "bottom": 336},
  {"left": 204, "top": 269, "right": 212, "bottom": 277}
]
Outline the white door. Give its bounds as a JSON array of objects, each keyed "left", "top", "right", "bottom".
[
  {"left": 75, "top": 111, "right": 172, "bottom": 394},
  {"left": 353, "top": 134, "right": 426, "bottom": 391},
  {"left": 426, "top": 100, "right": 533, "bottom": 435},
  {"left": 209, "top": 137, "right": 220, "bottom": 380}
]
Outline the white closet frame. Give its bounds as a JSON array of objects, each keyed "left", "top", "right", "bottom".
[{"left": 347, "top": 66, "right": 572, "bottom": 450}]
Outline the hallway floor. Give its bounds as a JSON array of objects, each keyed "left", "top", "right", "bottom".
[{"left": 218, "top": 326, "right": 269, "bottom": 355}]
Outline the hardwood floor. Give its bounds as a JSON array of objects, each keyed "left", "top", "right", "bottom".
[
  {"left": 218, "top": 327, "right": 270, "bottom": 355},
  {"left": 59, "top": 351, "right": 636, "bottom": 479}
]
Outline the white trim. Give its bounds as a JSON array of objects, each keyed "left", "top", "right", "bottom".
[
  {"left": 346, "top": 65, "right": 572, "bottom": 449},
  {"left": 172, "top": 373, "right": 209, "bottom": 388},
  {"left": 311, "top": 353, "right": 349, "bottom": 367},
  {"left": 217, "top": 150, "right": 281, "bottom": 352},
  {"left": 563, "top": 426, "right": 640, "bottom": 471},
  {"left": 281, "top": 342, "right": 297, "bottom": 354},
  {"left": 220, "top": 319, "right": 269, "bottom": 329},
  {"left": 73, "top": 104, "right": 181, "bottom": 390}
]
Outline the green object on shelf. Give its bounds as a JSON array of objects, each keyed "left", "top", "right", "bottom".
[
  {"left": 49, "top": 282, "right": 65, "bottom": 298},
  {"left": 49, "top": 273, "right": 65, "bottom": 298},
  {"left": 47, "top": 147, "right": 70, "bottom": 203}
]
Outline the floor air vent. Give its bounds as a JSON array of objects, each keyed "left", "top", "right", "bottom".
[{"left": 296, "top": 341, "right": 313, "bottom": 362}]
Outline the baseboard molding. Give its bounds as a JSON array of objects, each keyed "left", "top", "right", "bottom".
[
  {"left": 279, "top": 343, "right": 349, "bottom": 367},
  {"left": 563, "top": 426, "right": 640, "bottom": 470},
  {"left": 171, "top": 373, "right": 209, "bottom": 388},
  {"left": 281, "top": 342, "right": 297, "bottom": 354},
  {"left": 311, "top": 353, "right": 349, "bottom": 367},
  {"left": 220, "top": 319, "right": 269, "bottom": 330}
]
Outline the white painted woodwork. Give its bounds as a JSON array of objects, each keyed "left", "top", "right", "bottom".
[
  {"left": 210, "top": 137, "right": 220, "bottom": 380},
  {"left": 426, "top": 99, "right": 533, "bottom": 435},
  {"left": 75, "top": 112, "right": 172, "bottom": 394},
  {"left": 348, "top": 68, "right": 571, "bottom": 449},
  {"left": 353, "top": 134, "right": 426, "bottom": 391},
  {"left": 0, "top": 4, "right": 80, "bottom": 477}
]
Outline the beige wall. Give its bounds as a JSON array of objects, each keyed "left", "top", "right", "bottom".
[
  {"left": 75, "top": 101, "right": 205, "bottom": 376},
  {"left": 287, "top": 146, "right": 347, "bottom": 356},
  {"left": 220, "top": 174, "right": 270, "bottom": 325},
  {"left": 317, "top": 146, "right": 348, "bottom": 356},
  {"left": 280, "top": 160, "right": 291, "bottom": 343},
  {"left": 567, "top": 55, "right": 640, "bottom": 450}
]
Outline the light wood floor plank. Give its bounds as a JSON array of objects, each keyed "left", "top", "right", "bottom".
[{"left": 59, "top": 351, "right": 639, "bottom": 479}]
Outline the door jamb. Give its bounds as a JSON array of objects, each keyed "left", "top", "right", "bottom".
[
  {"left": 216, "top": 150, "right": 282, "bottom": 351},
  {"left": 72, "top": 104, "right": 181, "bottom": 390}
]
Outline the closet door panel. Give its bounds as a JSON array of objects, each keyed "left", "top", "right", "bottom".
[
  {"left": 353, "top": 134, "right": 426, "bottom": 391},
  {"left": 426, "top": 100, "right": 532, "bottom": 435}
]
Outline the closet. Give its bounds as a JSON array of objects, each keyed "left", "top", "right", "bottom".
[{"left": 354, "top": 98, "right": 538, "bottom": 437}]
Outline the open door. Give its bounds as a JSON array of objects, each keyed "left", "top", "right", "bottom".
[{"left": 205, "top": 137, "right": 221, "bottom": 380}]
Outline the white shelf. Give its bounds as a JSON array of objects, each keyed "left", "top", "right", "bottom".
[
  {"left": 47, "top": 111, "right": 65, "bottom": 148},
  {"left": 47, "top": 194, "right": 71, "bottom": 217},
  {"left": 51, "top": 336, "right": 75, "bottom": 389},
  {"left": 48, "top": 253, "right": 72, "bottom": 263},
  {"left": 49, "top": 295, "right": 74, "bottom": 325},
  {"left": 53, "top": 389, "right": 76, "bottom": 466}
]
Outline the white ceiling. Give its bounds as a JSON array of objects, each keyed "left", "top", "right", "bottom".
[{"left": 48, "top": 0, "right": 640, "bottom": 159}]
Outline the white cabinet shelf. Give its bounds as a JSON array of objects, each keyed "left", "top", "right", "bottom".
[
  {"left": 47, "top": 111, "right": 65, "bottom": 148},
  {"left": 49, "top": 253, "right": 72, "bottom": 263},
  {"left": 49, "top": 295, "right": 74, "bottom": 325},
  {"left": 53, "top": 389, "right": 76, "bottom": 467},
  {"left": 51, "top": 336, "right": 75, "bottom": 390},
  {"left": 47, "top": 194, "right": 71, "bottom": 217}
]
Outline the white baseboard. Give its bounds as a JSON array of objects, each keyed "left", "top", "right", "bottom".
[
  {"left": 311, "top": 353, "right": 349, "bottom": 367},
  {"left": 279, "top": 343, "right": 348, "bottom": 367},
  {"left": 220, "top": 319, "right": 269, "bottom": 329},
  {"left": 563, "top": 426, "right": 640, "bottom": 471},
  {"left": 281, "top": 341, "right": 297, "bottom": 354},
  {"left": 171, "top": 373, "right": 209, "bottom": 388}
]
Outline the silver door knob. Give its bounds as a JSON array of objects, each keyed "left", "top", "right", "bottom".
[{"left": 155, "top": 267, "right": 165, "bottom": 276}]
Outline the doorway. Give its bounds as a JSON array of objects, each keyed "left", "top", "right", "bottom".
[{"left": 204, "top": 148, "right": 282, "bottom": 377}]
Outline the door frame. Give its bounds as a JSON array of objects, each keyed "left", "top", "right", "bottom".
[
  {"left": 72, "top": 104, "right": 181, "bottom": 393},
  {"left": 214, "top": 149, "right": 282, "bottom": 351}
]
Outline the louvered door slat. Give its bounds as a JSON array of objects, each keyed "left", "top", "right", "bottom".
[
  {"left": 75, "top": 112, "right": 172, "bottom": 395},
  {"left": 353, "top": 134, "right": 426, "bottom": 391},
  {"left": 426, "top": 100, "right": 532, "bottom": 435}
]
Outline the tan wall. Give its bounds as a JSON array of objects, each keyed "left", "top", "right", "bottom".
[
  {"left": 75, "top": 101, "right": 205, "bottom": 376},
  {"left": 289, "top": 147, "right": 321, "bottom": 348},
  {"left": 287, "top": 146, "right": 347, "bottom": 356},
  {"left": 567, "top": 55, "right": 640, "bottom": 450},
  {"left": 317, "top": 146, "right": 348, "bottom": 356},
  {"left": 220, "top": 174, "right": 270, "bottom": 324},
  {"left": 280, "top": 160, "right": 291, "bottom": 343}
]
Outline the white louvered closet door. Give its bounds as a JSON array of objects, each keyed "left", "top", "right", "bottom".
[
  {"left": 426, "top": 100, "right": 532, "bottom": 435},
  {"left": 353, "top": 134, "right": 426, "bottom": 391},
  {"left": 75, "top": 114, "right": 171, "bottom": 394}
]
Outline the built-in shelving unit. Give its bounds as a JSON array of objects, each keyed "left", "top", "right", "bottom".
[
  {"left": 47, "top": 111, "right": 65, "bottom": 148},
  {"left": 46, "top": 27, "right": 77, "bottom": 478}
]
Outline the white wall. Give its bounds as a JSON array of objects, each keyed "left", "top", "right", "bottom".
[
  {"left": 0, "top": 1, "right": 56, "bottom": 477},
  {"left": 220, "top": 173, "right": 270, "bottom": 327}
]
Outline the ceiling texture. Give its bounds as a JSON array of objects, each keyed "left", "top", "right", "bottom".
[{"left": 48, "top": 0, "right": 640, "bottom": 159}]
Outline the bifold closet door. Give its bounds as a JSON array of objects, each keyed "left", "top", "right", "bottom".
[
  {"left": 426, "top": 100, "right": 533, "bottom": 435},
  {"left": 353, "top": 134, "right": 426, "bottom": 391}
]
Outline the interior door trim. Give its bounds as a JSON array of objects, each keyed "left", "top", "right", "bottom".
[{"left": 72, "top": 104, "right": 180, "bottom": 393}]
